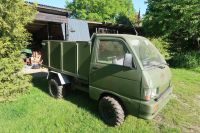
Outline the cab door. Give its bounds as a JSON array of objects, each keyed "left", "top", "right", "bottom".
[{"left": 89, "top": 37, "right": 142, "bottom": 101}]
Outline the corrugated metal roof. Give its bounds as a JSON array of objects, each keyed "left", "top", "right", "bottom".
[{"left": 27, "top": 2, "right": 71, "bottom": 16}]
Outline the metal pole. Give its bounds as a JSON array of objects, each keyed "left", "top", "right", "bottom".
[{"left": 47, "top": 23, "right": 50, "bottom": 40}]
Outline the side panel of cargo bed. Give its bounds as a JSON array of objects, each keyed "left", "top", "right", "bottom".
[
  {"left": 50, "top": 41, "right": 61, "bottom": 69},
  {"left": 63, "top": 42, "right": 77, "bottom": 74},
  {"left": 42, "top": 40, "right": 91, "bottom": 81},
  {"left": 77, "top": 42, "right": 91, "bottom": 80}
]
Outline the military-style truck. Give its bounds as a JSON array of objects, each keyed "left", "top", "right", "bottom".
[{"left": 42, "top": 34, "right": 172, "bottom": 126}]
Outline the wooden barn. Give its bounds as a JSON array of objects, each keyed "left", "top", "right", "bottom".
[
  {"left": 25, "top": 3, "right": 140, "bottom": 66},
  {"left": 26, "top": 3, "right": 140, "bottom": 50}
]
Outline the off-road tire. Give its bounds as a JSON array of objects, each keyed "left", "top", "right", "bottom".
[
  {"left": 48, "top": 78, "right": 63, "bottom": 99},
  {"left": 98, "top": 96, "right": 125, "bottom": 126}
]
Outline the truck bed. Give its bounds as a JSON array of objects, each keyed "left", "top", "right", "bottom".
[{"left": 42, "top": 40, "right": 91, "bottom": 80}]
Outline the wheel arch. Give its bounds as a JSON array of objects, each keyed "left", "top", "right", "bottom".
[{"left": 47, "top": 71, "right": 70, "bottom": 86}]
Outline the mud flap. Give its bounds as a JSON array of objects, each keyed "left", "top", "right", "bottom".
[{"left": 47, "top": 71, "right": 70, "bottom": 85}]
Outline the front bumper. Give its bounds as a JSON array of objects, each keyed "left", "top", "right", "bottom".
[{"left": 139, "top": 86, "right": 173, "bottom": 119}]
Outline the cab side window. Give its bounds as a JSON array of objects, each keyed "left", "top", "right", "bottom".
[{"left": 97, "top": 39, "right": 128, "bottom": 66}]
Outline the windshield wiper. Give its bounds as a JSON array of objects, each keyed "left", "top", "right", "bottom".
[
  {"left": 151, "top": 64, "right": 165, "bottom": 69},
  {"left": 146, "top": 62, "right": 167, "bottom": 69},
  {"left": 143, "top": 64, "right": 165, "bottom": 69},
  {"left": 160, "top": 62, "right": 169, "bottom": 66},
  {"left": 143, "top": 61, "right": 168, "bottom": 69}
]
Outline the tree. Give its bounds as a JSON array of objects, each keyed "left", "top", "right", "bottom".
[
  {"left": 66, "top": 0, "right": 136, "bottom": 25},
  {"left": 143, "top": 0, "right": 200, "bottom": 51},
  {"left": 0, "top": 0, "right": 37, "bottom": 98}
]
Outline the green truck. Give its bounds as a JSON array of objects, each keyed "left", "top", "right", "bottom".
[{"left": 42, "top": 34, "right": 172, "bottom": 126}]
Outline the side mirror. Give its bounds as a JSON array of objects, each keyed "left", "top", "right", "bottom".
[{"left": 123, "top": 53, "right": 133, "bottom": 68}]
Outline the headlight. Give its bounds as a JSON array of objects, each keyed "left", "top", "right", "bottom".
[
  {"left": 144, "top": 89, "right": 151, "bottom": 101},
  {"left": 144, "top": 88, "right": 158, "bottom": 101}
]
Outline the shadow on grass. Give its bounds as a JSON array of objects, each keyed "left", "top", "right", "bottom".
[{"left": 31, "top": 73, "right": 99, "bottom": 118}]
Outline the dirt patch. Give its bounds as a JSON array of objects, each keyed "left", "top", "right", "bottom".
[{"left": 181, "top": 123, "right": 200, "bottom": 133}]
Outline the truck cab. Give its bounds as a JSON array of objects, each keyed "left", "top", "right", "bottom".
[
  {"left": 43, "top": 34, "right": 172, "bottom": 126},
  {"left": 89, "top": 34, "right": 172, "bottom": 120}
]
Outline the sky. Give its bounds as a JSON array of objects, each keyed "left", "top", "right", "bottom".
[
  {"left": 27, "top": 0, "right": 147, "bottom": 15},
  {"left": 133, "top": 0, "right": 147, "bottom": 15}
]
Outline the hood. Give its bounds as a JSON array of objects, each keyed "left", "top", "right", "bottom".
[{"left": 141, "top": 65, "right": 172, "bottom": 100}]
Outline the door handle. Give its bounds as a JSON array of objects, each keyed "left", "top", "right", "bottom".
[
  {"left": 92, "top": 66, "right": 99, "bottom": 70},
  {"left": 92, "top": 65, "right": 101, "bottom": 70}
]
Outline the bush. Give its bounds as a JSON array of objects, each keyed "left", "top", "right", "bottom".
[
  {"left": 0, "top": 1, "right": 37, "bottom": 98},
  {"left": 169, "top": 51, "right": 200, "bottom": 68},
  {"left": 149, "top": 38, "right": 171, "bottom": 59}
]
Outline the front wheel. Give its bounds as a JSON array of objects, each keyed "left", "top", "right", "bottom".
[
  {"left": 48, "top": 78, "right": 63, "bottom": 99},
  {"left": 98, "top": 96, "right": 125, "bottom": 126}
]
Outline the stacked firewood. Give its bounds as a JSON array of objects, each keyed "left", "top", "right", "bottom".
[
  {"left": 24, "top": 50, "right": 43, "bottom": 69},
  {"left": 31, "top": 51, "right": 43, "bottom": 65}
]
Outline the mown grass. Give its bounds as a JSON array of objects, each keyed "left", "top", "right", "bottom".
[{"left": 0, "top": 69, "right": 199, "bottom": 133}]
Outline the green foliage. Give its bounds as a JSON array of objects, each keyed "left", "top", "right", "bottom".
[
  {"left": 66, "top": 0, "right": 136, "bottom": 25},
  {"left": 0, "top": 0, "right": 37, "bottom": 98},
  {"left": 169, "top": 51, "right": 200, "bottom": 68},
  {"left": 143, "top": 0, "right": 200, "bottom": 51},
  {"left": 149, "top": 38, "right": 170, "bottom": 59}
]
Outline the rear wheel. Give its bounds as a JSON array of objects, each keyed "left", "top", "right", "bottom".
[
  {"left": 48, "top": 78, "right": 63, "bottom": 99},
  {"left": 98, "top": 96, "right": 125, "bottom": 126}
]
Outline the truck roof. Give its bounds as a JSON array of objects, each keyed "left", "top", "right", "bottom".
[{"left": 94, "top": 34, "right": 147, "bottom": 41}]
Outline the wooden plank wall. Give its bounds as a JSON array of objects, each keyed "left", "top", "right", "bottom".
[{"left": 35, "top": 12, "right": 67, "bottom": 23}]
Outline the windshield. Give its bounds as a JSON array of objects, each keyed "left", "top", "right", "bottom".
[{"left": 129, "top": 39, "right": 166, "bottom": 68}]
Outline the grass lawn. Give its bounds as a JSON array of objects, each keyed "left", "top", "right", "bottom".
[{"left": 0, "top": 68, "right": 199, "bottom": 133}]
